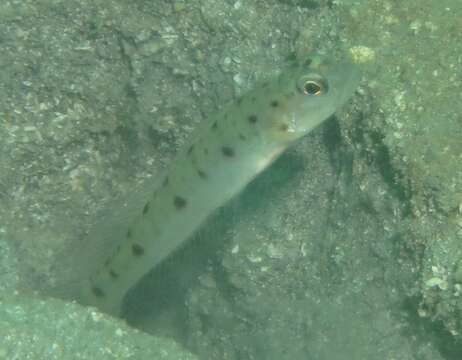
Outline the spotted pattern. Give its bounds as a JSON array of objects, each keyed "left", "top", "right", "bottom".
[
  {"left": 92, "top": 286, "right": 104, "bottom": 297},
  {"left": 197, "top": 169, "right": 207, "bottom": 179},
  {"left": 79, "top": 59, "right": 358, "bottom": 315},
  {"left": 248, "top": 114, "right": 258, "bottom": 124},
  {"left": 143, "top": 202, "right": 149, "bottom": 215},
  {"left": 222, "top": 146, "right": 235, "bottom": 157},
  {"left": 132, "top": 243, "right": 145, "bottom": 256},
  {"left": 174, "top": 195, "right": 187, "bottom": 209}
]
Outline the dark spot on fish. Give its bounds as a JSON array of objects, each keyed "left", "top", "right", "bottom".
[
  {"left": 174, "top": 195, "right": 187, "bottom": 209},
  {"left": 187, "top": 145, "right": 194, "bottom": 155},
  {"left": 237, "top": 97, "right": 243, "bottom": 105},
  {"left": 163, "top": 177, "right": 169, "bottom": 187},
  {"left": 262, "top": 82, "right": 269, "bottom": 88},
  {"left": 211, "top": 121, "right": 218, "bottom": 130},
  {"left": 143, "top": 202, "right": 149, "bottom": 215},
  {"left": 126, "top": 229, "right": 132, "bottom": 239},
  {"left": 132, "top": 243, "right": 145, "bottom": 256},
  {"left": 109, "top": 269, "right": 119, "bottom": 279},
  {"left": 239, "top": 134, "right": 247, "bottom": 141},
  {"left": 92, "top": 287, "right": 104, "bottom": 297},
  {"left": 278, "top": 123, "right": 289, "bottom": 132},
  {"left": 197, "top": 169, "right": 207, "bottom": 179},
  {"left": 222, "top": 146, "right": 235, "bottom": 157},
  {"left": 248, "top": 114, "right": 258, "bottom": 124},
  {"left": 270, "top": 100, "right": 279, "bottom": 107}
]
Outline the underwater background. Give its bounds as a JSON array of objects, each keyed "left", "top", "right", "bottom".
[{"left": 0, "top": 0, "right": 461, "bottom": 359}]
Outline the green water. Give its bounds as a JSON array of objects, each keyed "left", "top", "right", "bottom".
[{"left": 0, "top": 0, "right": 461, "bottom": 359}]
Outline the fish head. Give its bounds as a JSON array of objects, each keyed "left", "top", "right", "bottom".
[{"left": 266, "top": 55, "right": 360, "bottom": 143}]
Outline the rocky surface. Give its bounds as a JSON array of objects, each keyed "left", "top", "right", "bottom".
[{"left": 0, "top": 0, "right": 460, "bottom": 359}]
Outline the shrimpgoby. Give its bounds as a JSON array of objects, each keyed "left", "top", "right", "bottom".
[{"left": 76, "top": 56, "right": 359, "bottom": 316}]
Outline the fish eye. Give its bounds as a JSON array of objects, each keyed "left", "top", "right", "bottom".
[
  {"left": 303, "top": 81, "right": 322, "bottom": 95},
  {"left": 297, "top": 75, "right": 328, "bottom": 96}
]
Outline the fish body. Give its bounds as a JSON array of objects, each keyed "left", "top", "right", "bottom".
[{"left": 78, "top": 56, "right": 359, "bottom": 315}]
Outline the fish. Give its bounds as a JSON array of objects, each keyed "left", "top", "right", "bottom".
[{"left": 75, "top": 55, "right": 360, "bottom": 316}]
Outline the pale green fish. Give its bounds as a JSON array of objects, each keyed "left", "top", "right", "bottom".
[{"left": 77, "top": 55, "right": 359, "bottom": 315}]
